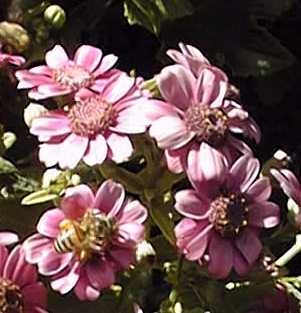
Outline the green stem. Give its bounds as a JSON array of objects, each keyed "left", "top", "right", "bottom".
[{"left": 275, "top": 234, "right": 301, "bottom": 267}]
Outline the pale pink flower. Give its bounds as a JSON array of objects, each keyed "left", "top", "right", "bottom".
[
  {"left": 149, "top": 64, "right": 260, "bottom": 173},
  {"left": 271, "top": 168, "right": 301, "bottom": 227},
  {"left": 0, "top": 50, "right": 25, "bottom": 67},
  {"left": 0, "top": 231, "right": 19, "bottom": 246},
  {"left": 174, "top": 144, "right": 279, "bottom": 278},
  {"left": 30, "top": 73, "right": 158, "bottom": 169},
  {"left": 16, "top": 44, "right": 119, "bottom": 100},
  {"left": 0, "top": 244, "right": 48, "bottom": 313},
  {"left": 23, "top": 180, "right": 147, "bottom": 300}
]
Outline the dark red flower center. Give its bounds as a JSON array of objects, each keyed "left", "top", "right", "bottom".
[
  {"left": 209, "top": 192, "right": 248, "bottom": 238},
  {"left": 54, "top": 209, "right": 117, "bottom": 262},
  {"left": 68, "top": 96, "right": 117, "bottom": 137},
  {"left": 184, "top": 105, "right": 228, "bottom": 147},
  {"left": 53, "top": 65, "right": 94, "bottom": 90},
  {"left": 0, "top": 278, "right": 23, "bottom": 313}
]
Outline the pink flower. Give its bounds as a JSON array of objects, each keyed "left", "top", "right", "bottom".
[
  {"left": 0, "top": 244, "right": 48, "bottom": 313},
  {"left": 30, "top": 73, "right": 158, "bottom": 169},
  {"left": 0, "top": 50, "right": 25, "bottom": 67},
  {"left": 174, "top": 144, "right": 280, "bottom": 278},
  {"left": 0, "top": 231, "right": 19, "bottom": 246},
  {"left": 271, "top": 168, "right": 301, "bottom": 227},
  {"left": 23, "top": 180, "right": 147, "bottom": 300},
  {"left": 16, "top": 44, "right": 119, "bottom": 100},
  {"left": 149, "top": 64, "right": 260, "bottom": 173}
]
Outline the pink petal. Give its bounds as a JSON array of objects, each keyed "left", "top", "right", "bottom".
[
  {"left": 51, "top": 261, "right": 80, "bottom": 294},
  {"left": 58, "top": 134, "right": 89, "bottom": 169},
  {"left": 233, "top": 251, "right": 251, "bottom": 276},
  {"left": 118, "top": 223, "right": 145, "bottom": 243},
  {"left": 30, "top": 113, "right": 71, "bottom": 137},
  {"left": 61, "top": 184, "right": 94, "bottom": 219},
  {"left": 208, "top": 233, "right": 233, "bottom": 279},
  {"left": 86, "top": 260, "right": 115, "bottom": 290},
  {"left": 165, "top": 148, "right": 186, "bottom": 174},
  {"left": 93, "top": 54, "right": 118, "bottom": 76},
  {"left": 149, "top": 116, "right": 193, "bottom": 149},
  {"left": 109, "top": 247, "right": 134, "bottom": 269},
  {"left": 185, "top": 224, "right": 212, "bottom": 261},
  {"left": 0, "top": 232, "right": 19, "bottom": 246},
  {"left": 228, "top": 155, "right": 260, "bottom": 193},
  {"left": 248, "top": 201, "right": 280, "bottom": 228},
  {"left": 36, "top": 84, "right": 70, "bottom": 99},
  {"left": 23, "top": 234, "right": 54, "bottom": 264},
  {"left": 175, "top": 218, "right": 199, "bottom": 252},
  {"left": 175, "top": 189, "right": 210, "bottom": 219},
  {"left": 246, "top": 177, "right": 272, "bottom": 202},
  {"left": 0, "top": 246, "right": 9, "bottom": 274},
  {"left": 106, "top": 133, "right": 133, "bottom": 163},
  {"left": 103, "top": 74, "right": 135, "bottom": 104},
  {"left": 74, "top": 270, "right": 100, "bottom": 301},
  {"left": 235, "top": 229, "right": 262, "bottom": 265},
  {"left": 39, "top": 143, "right": 62, "bottom": 167},
  {"left": 30, "top": 65, "right": 52, "bottom": 76},
  {"left": 187, "top": 143, "right": 227, "bottom": 197},
  {"left": 22, "top": 282, "right": 47, "bottom": 308},
  {"left": 94, "top": 180, "right": 125, "bottom": 217},
  {"left": 117, "top": 200, "right": 147, "bottom": 225},
  {"left": 45, "top": 45, "right": 69, "bottom": 69},
  {"left": 74, "top": 45, "right": 102, "bottom": 72},
  {"left": 157, "top": 64, "right": 195, "bottom": 111},
  {"left": 38, "top": 249, "right": 72, "bottom": 275},
  {"left": 83, "top": 135, "right": 108, "bottom": 166},
  {"left": 16, "top": 70, "right": 53, "bottom": 89},
  {"left": 37, "top": 209, "right": 65, "bottom": 238}
]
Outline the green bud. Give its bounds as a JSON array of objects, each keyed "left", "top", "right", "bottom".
[
  {"left": 0, "top": 22, "right": 30, "bottom": 52},
  {"left": 44, "top": 5, "right": 66, "bottom": 29},
  {"left": 2, "top": 132, "right": 16, "bottom": 150}
]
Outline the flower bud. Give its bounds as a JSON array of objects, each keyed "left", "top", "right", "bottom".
[
  {"left": 44, "top": 5, "right": 66, "bottom": 29},
  {"left": 42, "top": 169, "right": 62, "bottom": 188},
  {"left": 0, "top": 22, "right": 30, "bottom": 52},
  {"left": 70, "top": 174, "right": 81, "bottom": 186},
  {"left": 136, "top": 240, "right": 156, "bottom": 263},
  {"left": 2, "top": 132, "right": 16, "bottom": 150},
  {"left": 24, "top": 103, "right": 48, "bottom": 127}
]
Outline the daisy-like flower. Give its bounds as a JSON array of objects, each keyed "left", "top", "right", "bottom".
[
  {"left": 16, "top": 44, "right": 119, "bottom": 100},
  {"left": 23, "top": 180, "right": 147, "bottom": 300},
  {"left": 30, "top": 72, "right": 160, "bottom": 169},
  {"left": 0, "top": 49, "right": 25, "bottom": 67},
  {"left": 0, "top": 244, "right": 47, "bottom": 313},
  {"left": 149, "top": 64, "right": 260, "bottom": 173},
  {"left": 271, "top": 168, "right": 301, "bottom": 228},
  {"left": 174, "top": 144, "right": 280, "bottom": 278}
]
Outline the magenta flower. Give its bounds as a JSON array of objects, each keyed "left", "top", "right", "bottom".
[
  {"left": 0, "top": 50, "right": 25, "bottom": 67},
  {"left": 271, "top": 168, "right": 301, "bottom": 228},
  {"left": 0, "top": 244, "right": 47, "bottom": 313},
  {"left": 0, "top": 231, "right": 19, "bottom": 246},
  {"left": 30, "top": 73, "right": 158, "bottom": 169},
  {"left": 149, "top": 64, "right": 260, "bottom": 173},
  {"left": 16, "top": 44, "right": 118, "bottom": 100},
  {"left": 174, "top": 144, "right": 280, "bottom": 278},
  {"left": 23, "top": 180, "right": 147, "bottom": 300}
]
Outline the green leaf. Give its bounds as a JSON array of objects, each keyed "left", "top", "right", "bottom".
[
  {"left": 21, "top": 189, "right": 58, "bottom": 205},
  {"left": 0, "top": 157, "right": 18, "bottom": 174},
  {"left": 124, "top": 0, "right": 193, "bottom": 35}
]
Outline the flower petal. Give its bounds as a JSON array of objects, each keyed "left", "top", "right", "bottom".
[
  {"left": 74, "top": 270, "right": 100, "bottom": 301},
  {"left": 83, "top": 135, "right": 108, "bottom": 166},
  {"left": 22, "top": 282, "right": 47, "bottom": 309},
  {"left": 117, "top": 200, "right": 147, "bottom": 225},
  {"left": 94, "top": 180, "right": 125, "bottom": 217},
  {"left": 106, "top": 133, "right": 133, "bottom": 163},
  {"left": 0, "top": 232, "right": 19, "bottom": 246},
  {"left": 39, "top": 143, "right": 61, "bottom": 167},
  {"left": 246, "top": 177, "right": 272, "bottom": 202},
  {"left": 74, "top": 45, "right": 102, "bottom": 72},
  {"left": 37, "top": 209, "right": 65, "bottom": 238},
  {"left": 61, "top": 184, "right": 94, "bottom": 219},
  {"left": 248, "top": 201, "right": 280, "bottom": 228},
  {"left": 0, "top": 246, "right": 9, "bottom": 275},
  {"left": 164, "top": 148, "right": 186, "bottom": 174},
  {"left": 23, "top": 234, "right": 53, "bottom": 264},
  {"left": 38, "top": 249, "right": 72, "bottom": 275},
  {"left": 45, "top": 45, "right": 69, "bottom": 69},
  {"left": 93, "top": 54, "right": 118, "bottom": 76},
  {"left": 86, "top": 260, "right": 115, "bottom": 290}
]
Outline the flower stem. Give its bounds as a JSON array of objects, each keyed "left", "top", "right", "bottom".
[{"left": 275, "top": 234, "right": 301, "bottom": 267}]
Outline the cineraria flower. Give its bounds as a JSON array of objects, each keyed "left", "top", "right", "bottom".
[
  {"left": 0, "top": 244, "right": 48, "bottom": 313},
  {"left": 149, "top": 64, "right": 260, "bottom": 173},
  {"left": 30, "top": 73, "right": 159, "bottom": 169},
  {"left": 271, "top": 168, "right": 301, "bottom": 228},
  {"left": 174, "top": 144, "right": 279, "bottom": 278},
  {"left": 23, "top": 180, "right": 147, "bottom": 300},
  {"left": 0, "top": 231, "right": 19, "bottom": 246},
  {"left": 16, "top": 44, "right": 119, "bottom": 100},
  {"left": 0, "top": 49, "right": 25, "bottom": 67}
]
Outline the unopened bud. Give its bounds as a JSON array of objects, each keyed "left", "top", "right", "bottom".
[
  {"left": 44, "top": 5, "right": 66, "bottom": 29},
  {"left": 70, "top": 174, "right": 81, "bottom": 186},
  {"left": 42, "top": 169, "right": 62, "bottom": 188},
  {"left": 0, "top": 22, "right": 30, "bottom": 52},
  {"left": 136, "top": 240, "right": 156, "bottom": 263},
  {"left": 2, "top": 132, "right": 16, "bottom": 150},
  {"left": 24, "top": 103, "right": 48, "bottom": 127}
]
